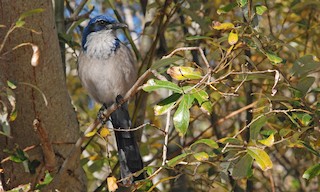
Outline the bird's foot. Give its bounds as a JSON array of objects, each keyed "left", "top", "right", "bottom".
[
  {"left": 98, "top": 103, "right": 109, "bottom": 124},
  {"left": 115, "top": 95, "right": 125, "bottom": 105}
]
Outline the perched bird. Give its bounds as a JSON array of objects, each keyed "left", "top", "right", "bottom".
[{"left": 78, "top": 15, "right": 144, "bottom": 185}]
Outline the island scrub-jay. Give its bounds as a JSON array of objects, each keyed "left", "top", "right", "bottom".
[{"left": 78, "top": 15, "right": 144, "bottom": 185}]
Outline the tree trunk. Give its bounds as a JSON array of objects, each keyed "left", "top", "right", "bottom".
[{"left": 0, "top": 0, "right": 86, "bottom": 191}]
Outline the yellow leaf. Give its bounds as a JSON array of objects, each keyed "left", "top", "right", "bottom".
[
  {"left": 89, "top": 155, "right": 98, "bottom": 161},
  {"left": 107, "top": 176, "right": 118, "bottom": 192},
  {"left": 212, "top": 22, "right": 234, "bottom": 30},
  {"left": 228, "top": 30, "right": 238, "bottom": 45},
  {"left": 167, "top": 66, "right": 202, "bottom": 80},
  {"left": 227, "top": 45, "right": 234, "bottom": 55},
  {"left": 258, "top": 134, "right": 274, "bottom": 147},
  {"left": 85, "top": 130, "right": 97, "bottom": 137},
  {"left": 193, "top": 152, "right": 209, "bottom": 161},
  {"left": 100, "top": 127, "right": 110, "bottom": 137},
  {"left": 247, "top": 147, "right": 273, "bottom": 171}
]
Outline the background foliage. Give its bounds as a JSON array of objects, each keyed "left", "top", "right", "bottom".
[{"left": 1, "top": 0, "right": 320, "bottom": 191}]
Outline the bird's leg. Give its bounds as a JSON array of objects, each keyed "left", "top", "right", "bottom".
[{"left": 97, "top": 103, "right": 109, "bottom": 124}]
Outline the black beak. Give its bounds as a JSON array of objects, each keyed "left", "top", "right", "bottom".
[{"left": 107, "top": 23, "right": 127, "bottom": 30}]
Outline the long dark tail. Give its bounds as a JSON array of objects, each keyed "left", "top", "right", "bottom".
[{"left": 110, "top": 98, "right": 144, "bottom": 185}]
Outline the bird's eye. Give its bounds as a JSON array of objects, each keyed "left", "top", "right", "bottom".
[{"left": 97, "top": 20, "right": 107, "bottom": 25}]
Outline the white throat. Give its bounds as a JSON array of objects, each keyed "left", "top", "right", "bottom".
[{"left": 84, "top": 30, "right": 119, "bottom": 60}]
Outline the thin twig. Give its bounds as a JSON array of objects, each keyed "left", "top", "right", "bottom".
[
  {"left": 33, "top": 119, "right": 56, "bottom": 172},
  {"left": 162, "top": 97, "right": 172, "bottom": 166},
  {"left": 163, "top": 47, "right": 211, "bottom": 70}
]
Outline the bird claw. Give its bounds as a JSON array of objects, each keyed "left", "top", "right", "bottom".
[{"left": 98, "top": 103, "right": 109, "bottom": 124}]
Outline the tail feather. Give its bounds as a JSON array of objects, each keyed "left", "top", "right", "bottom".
[{"left": 110, "top": 101, "right": 144, "bottom": 185}]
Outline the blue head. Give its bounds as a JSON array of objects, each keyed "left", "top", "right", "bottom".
[{"left": 81, "top": 15, "right": 127, "bottom": 50}]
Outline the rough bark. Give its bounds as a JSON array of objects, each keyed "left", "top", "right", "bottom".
[{"left": 0, "top": 0, "right": 86, "bottom": 191}]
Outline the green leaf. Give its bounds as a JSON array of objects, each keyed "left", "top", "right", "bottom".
[
  {"left": 255, "top": 5, "right": 268, "bottom": 15},
  {"left": 193, "top": 152, "right": 209, "bottom": 161},
  {"left": 258, "top": 134, "right": 274, "bottom": 147},
  {"left": 18, "top": 8, "right": 44, "bottom": 21},
  {"left": 296, "top": 76, "right": 315, "bottom": 96},
  {"left": 232, "top": 154, "right": 253, "bottom": 179},
  {"left": 250, "top": 115, "right": 267, "bottom": 140},
  {"left": 191, "top": 139, "right": 219, "bottom": 149},
  {"left": 237, "top": 0, "right": 248, "bottom": 7},
  {"left": 217, "top": 3, "right": 237, "bottom": 14},
  {"left": 266, "top": 52, "right": 283, "bottom": 64},
  {"left": 151, "top": 56, "right": 182, "bottom": 70},
  {"left": 191, "top": 89, "right": 212, "bottom": 114},
  {"left": 291, "top": 55, "right": 320, "bottom": 77},
  {"left": 7, "top": 81, "right": 17, "bottom": 89},
  {"left": 35, "top": 171, "right": 53, "bottom": 189},
  {"left": 218, "top": 137, "right": 244, "bottom": 145},
  {"left": 300, "top": 141, "right": 320, "bottom": 157},
  {"left": 173, "top": 94, "right": 194, "bottom": 136},
  {"left": 247, "top": 147, "right": 273, "bottom": 171},
  {"left": 167, "top": 153, "right": 189, "bottom": 167},
  {"left": 15, "top": 20, "right": 25, "bottom": 27},
  {"left": 167, "top": 66, "right": 202, "bottom": 80},
  {"left": 302, "top": 163, "right": 320, "bottom": 180},
  {"left": 142, "top": 79, "right": 182, "bottom": 93},
  {"left": 292, "top": 113, "right": 313, "bottom": 126},
  {"left": 279, "top": 129, "right": 292, "bottom": 137},
  {"left": 154, "top": 93, "right": 181, "bottom": 115}
]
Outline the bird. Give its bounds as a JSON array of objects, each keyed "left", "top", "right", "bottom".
[{"left": 78, "top": 15, "right": 144, "bottom": 185}]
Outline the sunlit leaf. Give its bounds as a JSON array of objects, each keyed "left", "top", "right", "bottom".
[
  {"left": 167, "top": 153, "right": 189, "bottom": 167},
  {"left": 228, "top": 30, "right": 238, "bottom": 45},
  {"left": 212, "top": 22, "right": 234, "bottom": 30},
  {"left": 266, "top": 52, "right": 283, "bottom": 64},
  {"left": 167, "top": 66, "right": 202, "bottom": 80},
  {"left": 292, "top": 112, "right": 313, "bottom": 126},
  {"left": 142, "top": 79, "right": 182, "bottom": 93},
  {"left": 107, "top": 176, "right": 118, "bottom": 192},
  {"left": 191, "top": 139, "right": 219, "bottom": 149},
  {"left": 232, "top": 154, "right": 253, "bottom": 179},
  {"left": 250, "top": 115, "right": 267, "bottom": 140},
  {"left": 100, "top": 127, "right": 110, "bottom": 137},
  {"left": 247, "top": 147, "right": 273, "bottom": 171},
  {"left": 258, "top": 134, "right": 274, "bottom": 147},
  {"left": 237, "top": 0, "right": 247, "bottom": 7},
  {"left": 191, "top": 89, "right": 212, "bottom": 114},
  {"left": 7, "top": 81, "right": 17, "bottom": 89},
  {"left": 173, "top": 94, "right": 194, "bottom": 136},
  {"left": 35, "top": 171, "right": 53, "bottom": 189},
  {"left": 18, "top": 8, "right": 44, "bottom": 21},
  {"left": 255, "top": 5, "right": 267, "bottom": 15},
  {"left": 15, "top": 20, "right": 25, "bottom": 27},
  {"left": 302, "top": 163, "right": 320, "bottom": 180},
  {"left": 193, "top": 152, "right": 209, "bottom": 161},
  {"left": 85, "top": 130, "right": 97, "bottom": 137}
]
